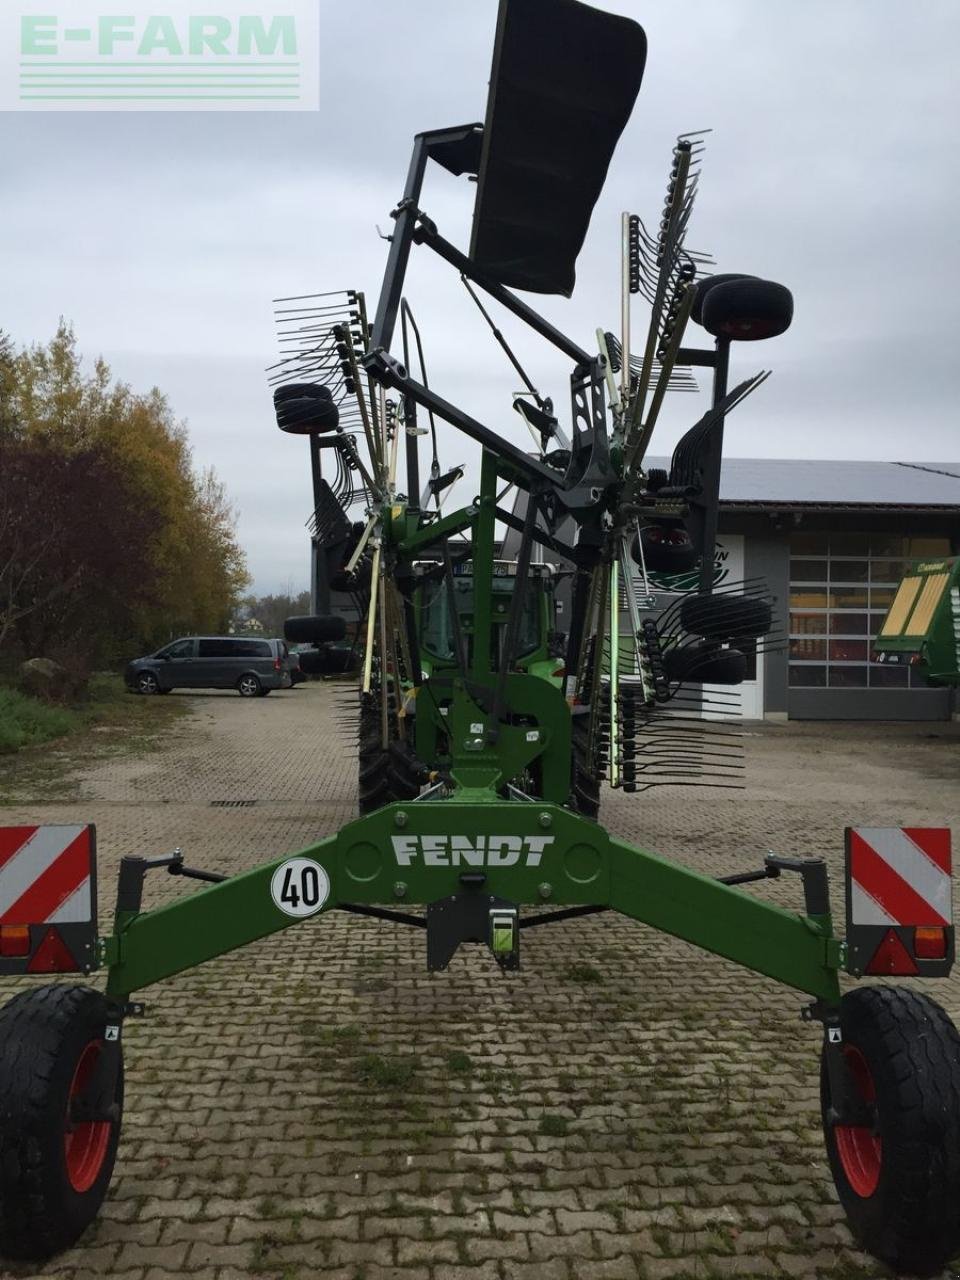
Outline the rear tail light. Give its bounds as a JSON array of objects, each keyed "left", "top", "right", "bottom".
[
  {"left": 274, "top": 657, "right": 281, "bottom": 672},
  {"left": 915, "top": 926, "right": 948, "bottom": 960},
  {"left": 27, "top": 927, "right": 78, "bottom": 973},
  {"left": 864, "top": 928, "right": 919, "bottom": 976},
  {"left": 0, "top": 925, "right": 30, "bottom": 957}
]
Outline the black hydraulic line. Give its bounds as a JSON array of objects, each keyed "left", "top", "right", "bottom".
[
  {"left": 488, "top": 493, "right": 538, "bottom": 741},
  {"left": 403, "top": 592, "right": 423, "bottom": 685},
  {"left": 339, "top": 903, "right": 426, "bottom": 929},
  {"left": 400, "top": 315, "right": 421, "bottom": 515},
  {"left": 442, "top": 541, "right": 469, "bottom": 673},
  {"left": 697, "top": 337, "right": 730, "bottom": 593},
  {"left": 519, "top": 905, "right": 608, "bottom": 929},
  {"left": 401, "top": 298, "right": 440, "bottom": 512},
  {"left": 415, "top": 222, "right": 592, "bottom": 367},
  {"left": 460, "top": 275, "right": 545, "bottom": 409}
]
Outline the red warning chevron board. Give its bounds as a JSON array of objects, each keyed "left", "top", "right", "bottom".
[
  {"left": 848, "top": 827, "right": 952, "bottom": 927},
  {"left": 0, "top": 825, "right": 94, "bottom": 925}
]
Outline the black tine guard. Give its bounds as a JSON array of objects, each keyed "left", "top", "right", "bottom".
[{"left": 284, "top": 615, "right": 347, "bottom": 644}]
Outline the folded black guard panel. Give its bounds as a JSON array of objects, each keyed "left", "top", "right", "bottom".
[{"left": 469, "top": 0, "right": 646, "bottom": 297}]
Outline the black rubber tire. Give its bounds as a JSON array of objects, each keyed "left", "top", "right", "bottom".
[
  {"left": 663, "top": 642, "right": 747, "bottom": 686},
  {"left": 357, "top": 700, "right": 420, "bottom": 815},
  {"left": 136, "top": 671, "right": 159, "bottom": 695},
  {"left": 569, "top": 717, "right": 600, "bottom": 820},
  {"left": 680, "top": 593, "right": 773, "bottom": 640},
  {"left": 691, "top": 273, "right": 757, "bottom": 326},
  {"left": 284, "top": 615, "right": 347, "bottom": 645},
  {"left": 821, "top": 985, "right": 960, "bottom": 1276},
  {"left": 237, "top": 674, "right": 261, "bottom": 698},
  {"left": 0, "top": 985, "right": 123, "bottom": 1261},
  {"left": 632, "top": 526, "right": 699, "bottom": 575},
  {"left": 701, "top": 277, "right": 793, "bottom": 342},
  {"left": 273, "top": 382, "right": 339, "bottom": 435}
]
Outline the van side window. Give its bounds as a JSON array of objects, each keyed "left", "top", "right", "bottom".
[
  {"left": 233, "top": 639, "right": 272, "bottom": 657},
  {"left": 159, "top": 639, "right": 193, "bottom": 659},
  {"left": 199, "top": 639, "right": 233, "bottom": 658}
]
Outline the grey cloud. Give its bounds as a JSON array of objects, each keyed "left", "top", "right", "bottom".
[{"left": 2, "top": 0, "right": 958, "bottom": 591}]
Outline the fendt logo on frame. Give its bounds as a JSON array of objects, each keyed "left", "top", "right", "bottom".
[
  {"left": 391, "top": 835, "right": 556, "bottom": 869},
  {"left": 1, "top": 1, "right": 319, "bottom": 111}
]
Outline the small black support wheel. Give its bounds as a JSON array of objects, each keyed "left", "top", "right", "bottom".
[
  {"left": 569, "top": 718, "right": 600, "bottom": 820},
  {"left": 136, "top": 671, "right": 159, "bottom": 695},
  {"left": 701, "top": 277, "right": 793, "bottom": 341},
  {"left": 691, "top": 272, "right": 757, "bottom": 326},
  {"left": 821, "top": 985, "right": 960, "bottom": 1276},
  {"left": 680, "top": 592, "right": 773, "bottom": 640},
  {"left": 0, "top": 985, "right": 124, "bottom": 1261},
  {"left": 663, "top": 642, "right": 747, "bottom": 686},
  {"left": 237, "top": 673, "right": 261, "bottom": 698}
]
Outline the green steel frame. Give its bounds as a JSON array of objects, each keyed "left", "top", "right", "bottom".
[
  {"left": 103, "top": 797, "right": 841, "bottom": 1004},
  {"left": 100, "top": 455, "right": 842, "bottom": 1010}
]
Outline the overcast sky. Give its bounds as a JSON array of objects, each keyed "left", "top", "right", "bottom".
[{"left": 3, "top": 1, "right": 958, "bottom": 593}]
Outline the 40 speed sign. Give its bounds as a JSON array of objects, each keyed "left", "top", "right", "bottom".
[{"left": 270, "top": 857, "right": 330, "bottom": 918}]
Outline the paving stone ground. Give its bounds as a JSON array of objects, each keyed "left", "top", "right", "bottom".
[{"left": 2, "top": 684, "right": 960, "bottom": 1280}]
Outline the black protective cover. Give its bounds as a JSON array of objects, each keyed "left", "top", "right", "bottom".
[{"left": 469, "top": 0, "right": 646, "bottom": 297}]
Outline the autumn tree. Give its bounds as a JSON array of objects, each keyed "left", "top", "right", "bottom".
[{"left": 0, "top": 322, "right": 249, "bottom": 673}]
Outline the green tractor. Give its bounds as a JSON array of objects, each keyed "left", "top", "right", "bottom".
[{"left": 2, "top": 1, "right": 960, "bottom": 1274}]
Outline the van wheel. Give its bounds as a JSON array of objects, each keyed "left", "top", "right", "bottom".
[{"left": 237, "top": 675, "right": 261, "bottom": 698}]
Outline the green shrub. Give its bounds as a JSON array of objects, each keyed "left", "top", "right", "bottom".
[{"left": 0, "top": 687, "right": 78, "bottom": 754}]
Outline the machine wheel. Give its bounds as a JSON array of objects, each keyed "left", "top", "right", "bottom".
[
  {"left": 0, "top": 986, "right": 123, "bottom": 1261},
  {"left": 569, "top": 717, "right": 600, "bottom": 819},
  {"left": 237, "top": 674, "right": 262, "bottom": 698},
  {"left": 663, "top": 642, "right": 746, "bottom": 686},
  {"left": 691, "top": 272, "right": 757, "bottom": 326},
  {"left": 680, "top": 592, "right": 772, "bottom": 640},
  {"left": 136, "top": 671, "right": 159, "bottom": 695},
  {"left": 821, "top": 985, "right": 960, "bottom": 1276},
  {"left": 357, "top": 699, "right": 420, "bottom": 815},
  {"left": 701, "top": 277, "right": 793, "bottom": 341}
]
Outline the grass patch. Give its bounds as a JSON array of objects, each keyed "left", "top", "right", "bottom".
[
  {"left": 537, "top": 1113, "right": 570, "bottom": 1137},
  {"left": 565, "top": 961, "right": 604, "bottom": 984},
  {"left": 351, "top": 1052, "right": 420, "bottom": 1091},
  {"left": 0, "top": 686, "right": 78, "bottom": 754},
  {"left": 0, "top": 674, "right": 186, "bottom": 801},
  {"left": 444, "top": 1050, "right": 473, "bottom": 1075}
]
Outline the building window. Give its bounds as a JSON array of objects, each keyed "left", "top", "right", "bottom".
[{"left": 788, "top": 535, "right": 951, "bottom": 690}]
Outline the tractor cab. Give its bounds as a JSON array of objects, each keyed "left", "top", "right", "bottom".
[{"left": 415, "top": 559, "right": 565, "bottom": 687}]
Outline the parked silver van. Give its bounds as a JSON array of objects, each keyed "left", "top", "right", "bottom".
[{"left": 124, "top": 636, "right": 292, "bottom": 697}]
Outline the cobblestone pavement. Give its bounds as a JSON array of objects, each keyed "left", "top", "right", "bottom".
[{"left": 2, "top": 685, "right": 960, "bottom": 1280}]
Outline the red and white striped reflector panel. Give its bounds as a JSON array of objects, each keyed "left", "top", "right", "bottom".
[
  {"left": 849, "top": 827, "right": 952, "bottom": 928},
  {"left": 0, "top": 825, "right": 94, "bottom": 926}
]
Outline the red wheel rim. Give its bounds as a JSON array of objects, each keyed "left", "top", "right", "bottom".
[
  {"left": 834, "top": 1045, "right": 882, "bottom": 1197},
  {"left": 64, "top": 1041, "right": 112, "bottom": 1193}
]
